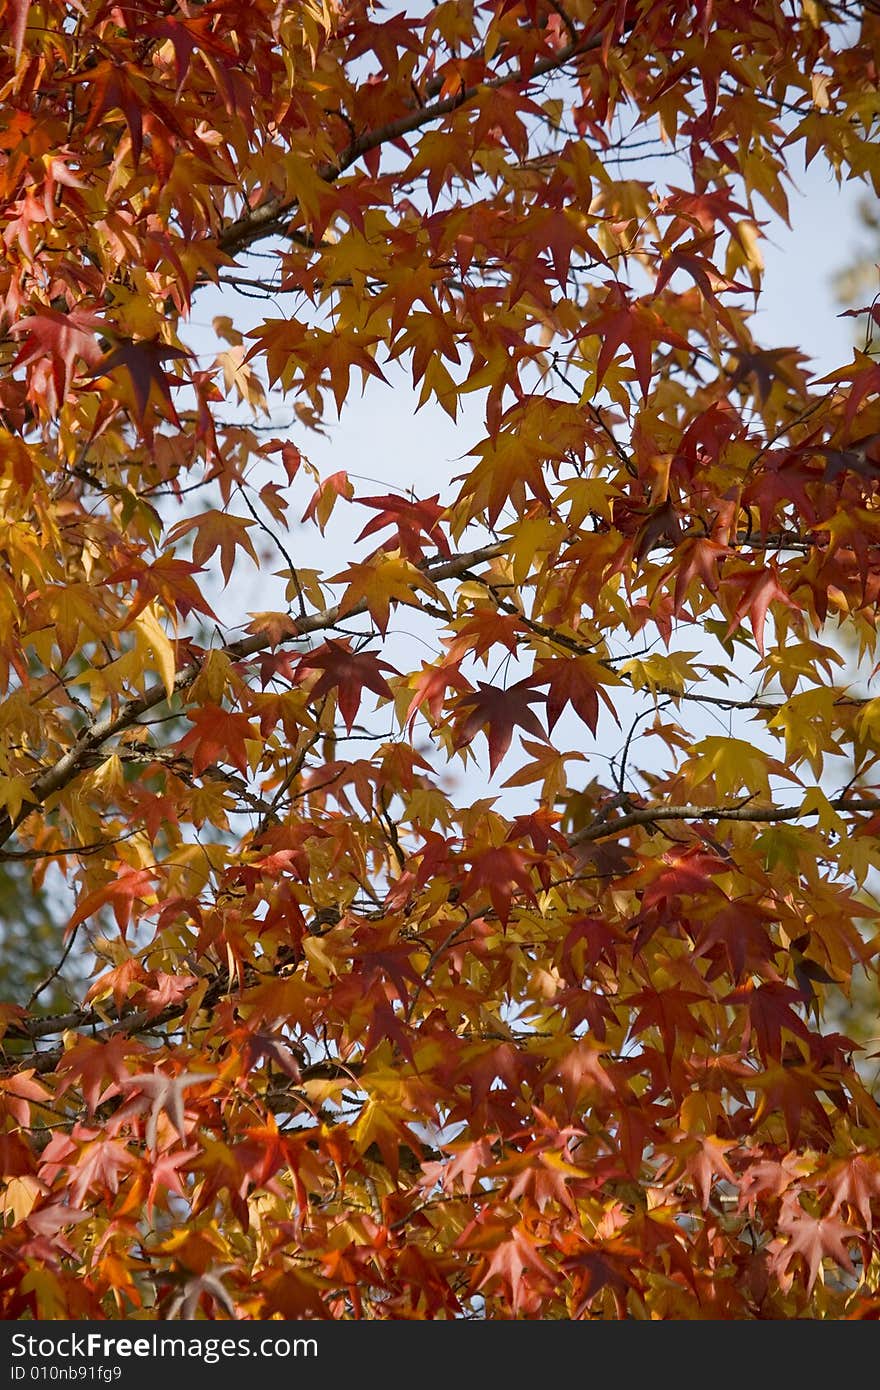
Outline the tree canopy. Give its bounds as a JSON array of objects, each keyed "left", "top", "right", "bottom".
[{"left": 1, "top": 0, "right": 880, "bottom": 1320}]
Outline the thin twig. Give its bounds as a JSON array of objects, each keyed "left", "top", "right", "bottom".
[{"left": 236, "top": 481, "right": 307, "bottom": 620}]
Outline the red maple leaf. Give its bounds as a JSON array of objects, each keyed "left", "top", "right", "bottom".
[
  {"left": 0, "top": 1070, "right": 50, "bottom": 1128},
  {"left": 94, "top": 337, "right": 190, "bottom": 426},
  {"left": 464, "top": 1042, "right": 530, "bottom": 1108},
  {"left": 86, "top": 957, "right": 146, "bottom": 1013},
  {"left": 532, "top": 655, "right": 618, "bottom": 733},
  {"left": 54, "top": 1036, "right": 134, "bottom": 1114},
  {"left": 562, "top": 916, "right": 625, "bottom": 973},
  {"left": 725, "top": 981, "right": 811, "bottom": 1060},
  {"left": 547, "top": 1041, "right": 617, "bottom": 1109},
  {"left": 459, "top": 842, "right": 541, "bottom": 925},
  {"left": 140, "top": 15, "right": 239, "bottom": 88},
  {"left": 737, "top": 1153, "right": 804, "bottom": 1214},
  {"left": 66, "top": 1131, "right": 137, "bottom": 1207},
  {"left": 70, "top": 59, "right": 183, "bottom": 166},
  {"left": 474, "top": 1224, "right": 555, "bottom": 1315},
  {"left": 355, "top": 945, "right": 424, "bottom": 1008},
  {"left": 452, "top": 677, "right": 547, "bottom": 775},
  {"left": 722, "top": 561, "right": 803, "bottom": 656},
  {"left": 636, "top": 847, "right": 731, "bottom": 910},
  {"left": 727, "top": 346, "right": 810, "bottom": 404},
  {"left": 0, "top": 1131, "right": 36, "bottom": 1181},
  {"left": 578, "top": 284, "right": 689, "bottom": 397},
  {"left": 506, "top": 1151, "right": 581, "bottom": 1215},
  {"left": 818, "top": 352, "right": 880, "bottom": 427},
  {"left": 445, "top": 609, "right": 529, "bottom": 661},
  {"left": 362, "top": 998, "right": 415, "bottom": 1063},
  {"left": 240, "top": 1033, "right": 303, "bottom": 1084},
  {"left": 136, "top": 971, "right": 199, "bottom": 1021},
  {"left": 65, "top": 866, "right": 157, "bottom": 940},
  {"left": 9, "top": 0, "right": 30, "bottom": 62},
  {"left": 11, "top": 307, "right": 104, "bottom": 412},
  {"left": 670, "top": 537, "right": 730, "bottom": 614},
  {"left": 751, "top": 1059, "right": 835, "bottom": 1144},
  {"left": 176, "top": 704, "right": 259, "bottom": 777},
  {"left": 825, "top": 1152, "right": 880, "bottom": 1230},
  {"left": 420, "top": 1138, "right": 495, "bottom": 1196},
  {"left": 672, "top": 1134, "right": 737, "bottom": 1209},
  {"left": 628, "top": 986, "right": 709, "bottom": 1061},
  {"left": 653, "top": 241, "right": 748, "bottom": 321},
  {"left": 564, "top": 1243, "right": 637, "bottom": 1316},
  {"left": 689, "top": 901, "right": 775, "bottom": 982},
  {"left": 404, "top": 659, "right": 471, "bottom": 729},
  {"left": 356, "top": 492, "right": 450, "bottom": 560},
  {"left": 301, "top": 470, "right": 353, "bottom": 532},
  {"left": 296, "top": 639, "right": 396, "bottom": 731},
  {"left": 506, "top": 808, "right": 568, "bottom": 855},
  {"left": 107, "top": 555, "right": 218, "bottom": 623},
  {"left": 616, "top": 1101, "right": 670, "bottom": 1179},
  {"left": 146, "top": 1146, "right": 198, "bottom": 1220},
  {"left": 773, "top": 1202, "right": 857, "bottom": 1293}
]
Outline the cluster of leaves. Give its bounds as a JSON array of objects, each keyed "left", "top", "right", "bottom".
[{"left": 1, "top": 0, "right": 880, "bottom": 1319}]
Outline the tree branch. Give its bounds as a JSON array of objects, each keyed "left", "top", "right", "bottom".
[
  {"left": 217, "top": 31, "right": 602, "bottom": 258},
  {"left": 8, "top": 785, "right": 880, "bottom": 1073},
  {"left": 0, "top": 542, "right": 507, "bottom": 851},
  {"left": 571, "top": 796, "right": 880, "bottom": 844}
]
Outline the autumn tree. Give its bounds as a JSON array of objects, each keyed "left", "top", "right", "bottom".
[{"left": 2, "top": 0, "right": 880, "bottom": 1320}]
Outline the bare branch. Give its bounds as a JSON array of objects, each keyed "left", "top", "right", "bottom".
[
  {"left": 571, "top": 796, "right": 880, "bottom": 844},
  {"left": 216, "top": 32, "right": 602, "bottom": 258},
  {"left": 0, "top": 542, "right": 507, "bottom": 852}
]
